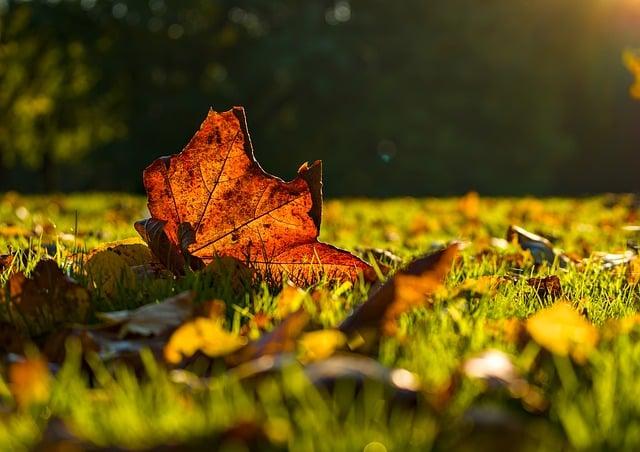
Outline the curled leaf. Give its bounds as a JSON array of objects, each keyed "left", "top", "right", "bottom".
[
  {"left": 136, "top": 107, "right": 373, "bottom": 285},
  {"left": 340, "top": 243, "right": 458, "bottom": 338}
]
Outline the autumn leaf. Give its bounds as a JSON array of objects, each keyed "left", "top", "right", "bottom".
[
  {"left": 164, "top": 317, "right": 247, "bottom": 364},
  {"left": 226, "top": 309, "right": 310, "bottom": 367},
  {"left": 527, "top": 275, "right": 562, "bottom": 300},
  {"left": 3, "top": 260, "right": 90, "bottom": 336},
  {"left": 135, "top": 106, "right": 373, "bottom": 285},
  {"left": 297, "top": 329, "right": 346, "bottom": 363},
  {"left": 623, "top": 49, "right": 640, "bottom": 100},
  {"left": 340, "top": 243, "right": 459, "bottom": 339},
  {"left": 525, "top": 301, "right": 598, "bottom": 364},
  {"left": 96, "top": 291, "right": 195, "bottom": 338},
  {"left": 9, "top": 356, "right": 52, "bottom": 408},
  {"left": 507, "top": 225, "right": 567, "bottom": 266}
]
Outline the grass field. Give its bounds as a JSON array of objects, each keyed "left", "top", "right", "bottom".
[{"left": 0, "top": 192, "right": 639, "bottom": 451}]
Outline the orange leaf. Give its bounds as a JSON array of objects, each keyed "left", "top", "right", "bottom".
[
  {"left": 226, "top": 309, "right": 310, "bottom": 367},
  {"left": 135, "top": 107, "right": 373, "bottom": 285},
  {"left": 9, "top": 357, "right": 52, "bottom": 408},
  {"left": 340, "top": 243, "right": 459, "bottom": 338}
]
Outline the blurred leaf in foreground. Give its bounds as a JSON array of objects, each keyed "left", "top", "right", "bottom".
[{"left": 526, "top": 301, "right": 598, "bottom": 364}]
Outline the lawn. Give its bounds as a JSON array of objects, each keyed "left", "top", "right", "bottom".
[{"left": 0, "top": 192, "right": 639, "bottom": 451}]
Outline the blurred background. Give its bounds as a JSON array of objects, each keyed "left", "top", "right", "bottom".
[{"left": 0, "top": 0, "right": 639, "bottom": 197}]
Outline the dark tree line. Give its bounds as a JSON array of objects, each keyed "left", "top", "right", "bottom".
[{"left": 1, "top": 0, "right": 639, "bottom": 195}]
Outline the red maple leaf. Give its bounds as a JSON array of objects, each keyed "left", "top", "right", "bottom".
[{"left": 135, "top": 107, "right": 373, "bottom": 285}]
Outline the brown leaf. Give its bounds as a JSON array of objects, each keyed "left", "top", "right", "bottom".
[
  {"left": 3, "top": 260, "right": 90, "bottom": 336},
  {"left": 527, "top": 275, "right": 562, "bottom": 300},
  {"left": 226, "top": 309, "right": 310, "bottom": 367},
  {"left": 135, "top": 107, "right": 373, "bottom": 285},
  {"left": 0, "top": 254, "right": 15, "bottom": 273},
  {"left": 96, "top": 291, "right": 195, "bottom": 338},
  {"left": 340, "top": 243, "right": 459, "bottom": 339}
]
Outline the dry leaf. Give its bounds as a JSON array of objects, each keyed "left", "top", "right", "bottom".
[
  {"left": 276, "top": 282, "right": 306, "bottom": 318},
  {"left": 164, "top": 317, "right": 246, "bottom": 364},
  {"left": 9, "top": 356, "right": 51, "bottom": 408},
  {"left": 527, "top": 275, "right": 562, "bottom": 300},
  {"left": 226, "top": 309, "right": 310, "bottom": 367},
  {"left": 340, "top": 244, "right": 458, "bottom": 338},
  {"left": 135, "top": 107, "right": 373, "bottom": 285},
  {"left": 86, "top": 249, "right": 136, "bottom": 297},
  {"left": 458, "top": 191, "right": 480, "bottom": 221},
  {"left": 525, "top": 301, "right": 598, "bottom": 364},
  {"left": 87, "top": 238, "right": 153, "bottom": 266},
  {"left": 4, "top": 260, "right": 90, "bottom": 336},
  {"left": 628, "top": 258, "right": 640, "bottom": 286},
  {"left": 507, "top": 225, "right": 564, "bottom": 266},
  {"left": 298, "top": 329, "right": 346, "bottom": 363},
  {"left": 96, "top": 291, "right": 195, "bottom": 338}
]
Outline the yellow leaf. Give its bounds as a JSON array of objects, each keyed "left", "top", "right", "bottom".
[
  {"left": 86, "top": 249, "right": 136, "bottom": 297},
  {"left": 276, "top": 282, "right": 306, "bottom": 318},
  {"left": 164, "top": 318, "right": 247, "bottom": 364},
  {"left": 526, "top": 301, "right": 598, "bottom": 364},
  {"left": 9, "top": 357, "right": 51, "bottom": 408},
  {"left": 624, "top": 49, "right": 640, "bottom": 100},
  {"left": 298, "top": 329, "right": 346, "bottom": 363},
  {"left": 602, "top": 314, "right": 640, "bottom": 340}
]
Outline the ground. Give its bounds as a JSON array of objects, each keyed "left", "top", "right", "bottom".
[{"left": 0, "top": 192, "right": 639, "bottom": 451}]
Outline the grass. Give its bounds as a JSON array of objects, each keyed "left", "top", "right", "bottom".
[{"left": 0, "top": 192, "right": 639, "bottom": 451}]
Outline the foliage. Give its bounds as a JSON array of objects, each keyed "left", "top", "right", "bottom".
[
  {"left": 0, "top": 192, "right": 639, "bottom": 450},
  {"left": 1, "top": 0, "right": 640, "bottom": 194}
]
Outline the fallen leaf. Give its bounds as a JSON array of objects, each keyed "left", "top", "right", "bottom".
[
  {"left": 628, "top": 258, "right": 640, "bottom": 286},
  {"left": 86, "top": 249, "right": 136, "bottom": 297},
  {"left": 202, "top": 256, "right": 255, "bottom": 291},
  {"left": 3, "top": 260, "right": 90, "bottom": 336},
  {"left": 0, "top": 254, "right": 15, "bottom": 273},
  {"left": 525, "top": 301, "right": 598, "bottom": 364},
  {"left": 226, "top": 309, "right": 310, "bottom": 367},
  {"left": 527, "top": 275, "right": 562, "bottom": 300},
  {"left": 592, "top": 250, "right": 636, "bottom": 269},
  {"left": 0, "top": 225, "right": 32, "bottom": 238},
  {"left": 454, "top": 275, "right": 508, "bottom": 298},
  {"left": 340, "top": 243, "right": 458, "bottom": 339},
  {"left": 458, "top": 191, "right": 480, "bottom": 221},
  {"left": 602, "top": 314, "right": 640, "bottom": 340},
  {"left": 297, "top": 329, "right": 346, "bottom": 363},
  {"left": 507, "top": 225, "right": 567, "bottom": 266},
  {"left": 276, "top": 282, "right": 306, "bottom": 318},
  {"left": 9, "top": 356, "right": 51, "bottom": 408},
  {"left": 135, "top": 107, "right": 373, "bottom": 285},
  {"left": 483, "top": 318, "right": 526, "bottom": 345},
  {"left": 164, "top": 317, "right": 246, "bottom": 364},
  {"left": 96, "top": 291, "right": 195, "bottom": 338},
  {"left": 87, "top": 238, "right": 153, "bottom": 266}
]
